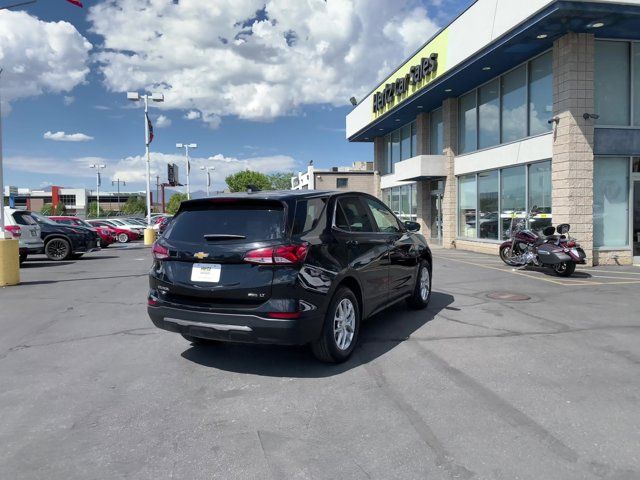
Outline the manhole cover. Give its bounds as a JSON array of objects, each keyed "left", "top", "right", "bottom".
[{"left": 486, "top": 292, "right": 531, "bottom": 301}]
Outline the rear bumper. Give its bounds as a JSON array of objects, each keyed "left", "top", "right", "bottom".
[{"left": 147, "top": 304, "right": 324, "bottom": 346}]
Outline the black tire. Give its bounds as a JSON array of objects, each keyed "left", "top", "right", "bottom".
[
  {"left": 407, "top": 259, "right": 432, "bottom": 309},
  {"left": 311, "top": 287, "right": 360, "bottom": 363},
  {"left": 19, "top": 252, "right": 27, "bottom": 265},
  {"left": 181, "top": 334, "right": 218, "bottom": 346},
  {"left": 553, "top": 262, "right": 576, "bottom": 277},
  {"left": 71, "top": 253, "right": 84, "bottom": 259},
  {"left": 117, "top": 233, "right": 130, "bottom": 243},
  {"left": 45, "top": 238, "right": 71, "bottom": 261},
  {"left": 499, "top": 244, "right": 521, "bottom": 266}
]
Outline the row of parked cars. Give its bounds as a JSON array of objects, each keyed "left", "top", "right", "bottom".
[{"left": 2, "top": 207, "right": 171, "bottom": 263}]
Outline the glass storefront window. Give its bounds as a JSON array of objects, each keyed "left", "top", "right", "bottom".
[
  {"left": 458, "top": 175, "right": 477, "bottom": 237},
  {"left": 594, "top": 157, "right": 629, "bottom": 247},
  {"left": 634, "top": 43, "right": 640, "bottom": 126},
  {"left": 478, "top": 170, "right": 499, "bottom": 239},
  {"left": 479, "top": 79, "right": 500, "bottom": 149},
  {"left": 382, "top": 184, "right": 418, "bottom": 222},
  {"left": 529, "top": 51, "right": 553, "bottom": 136},
  {"left": 500, "top": 165, "right": 526, "bottom": 239},
  {"left": 501, "top": 65, "right": 527, "bottom": 143},
  {"left": 528, "top": 160, "right": 552, "bottom": 231},
  {"left": 411, "top": 121, "right": 417, "bottom": 157},
  {"left": 430, "top": 108, "right": 443, "bottom": 155},
  {"left": 459, "top": 91, "right": 477, "bottom": 154},
  {"left": 382, "top": 134, "right": 391, "bottom": 175},
  {"left": 595, "top": 41, "right": 630, "bottom": 126},
  {"left": 391, "top": 130, "right": 400, "bottom": 171},
  {"left": 401, "top": 124, "right": 412, "bottom": 161}
]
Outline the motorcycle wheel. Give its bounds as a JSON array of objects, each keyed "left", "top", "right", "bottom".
[
  {"left": 499, "top": 245, "right": 522, "bottom": 266},
  {"left": 553, "top": 262, "right": 576, "bottom": 277}
]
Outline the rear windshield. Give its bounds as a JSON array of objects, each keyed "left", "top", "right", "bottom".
[
  {"left": 165, "top": 203, "right": 284, "bottom": 243},
  {"left": 12, "top": 211, "right": 37, "bottom": 226}
]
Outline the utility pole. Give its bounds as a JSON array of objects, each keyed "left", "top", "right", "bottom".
[{"left": 112, "top": 178, "right": 126, "bottom": 212}]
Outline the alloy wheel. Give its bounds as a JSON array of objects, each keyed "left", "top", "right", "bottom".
[
  {"left": 118, "top": 233, "right": 129, "bottom": 243},
  {"left": 333, "top": 298, "right": 356, "bottom": 350},
  {"left": 46, "top": 239, "right": 69, "bottom": 261},
  {"left": 419, "top": 266, "right": 430, "bottom": 301}
]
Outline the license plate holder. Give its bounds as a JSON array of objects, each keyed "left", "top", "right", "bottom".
[{"left": 191, "top": 263, "right": 221, "bottom": 283}]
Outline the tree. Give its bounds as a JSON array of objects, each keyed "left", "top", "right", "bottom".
[
  {"left": 166, "top": 192, "right": 188, "bottom": 215},
  {"left": 41, "top": 203, "right": 66, "bottom": 216},
  {"left": 86, "top": 202, "right": 105, "bottom": 219},
  {"left": 268, "top": 172, "right": 294, "bottom": 190},
  {"left": 121, "top": 196, "right": 146, "bottom": 215},
  {"left": 225, "top": 170, "right": 272, "bottom": 192}
]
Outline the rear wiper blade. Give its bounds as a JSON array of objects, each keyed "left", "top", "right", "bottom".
[{"left": 204, "top": 234, "right": 247, "bottom": 241}]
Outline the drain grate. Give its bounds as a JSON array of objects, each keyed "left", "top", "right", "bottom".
[{"left": 486, "top": 292, "right": 531, "bottom": 301}]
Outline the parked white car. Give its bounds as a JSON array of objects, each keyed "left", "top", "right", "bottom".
[
  {"left": 3, "top": 207, "right": 44, "bottom": 264},
  {"left": 96, "top": 218, "right": 145, "bottom": 235}
]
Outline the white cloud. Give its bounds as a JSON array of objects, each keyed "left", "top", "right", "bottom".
[
  {"left": 88, "top": 0, "right": 439, "bottom": 125},
  {"left": 4, "top": 156, "right": 105, "bottom": 178},
  {"left": 184, "top": 110, "right": 201, "bottom": 120},
  {"left": 109, "top": 152, "right": 297, "bottom": 189},
  {"left": 155, "top": 115, "right": 171, "bottom": 128},
  {"left": 44, "top": 131, "right": 94, "bottom": 142},
  {"left": 0, "top": 10, "right": 92, "bottom": 110},
  {"left": 63, "top": 96, "right": 75, "bottom": 106}
]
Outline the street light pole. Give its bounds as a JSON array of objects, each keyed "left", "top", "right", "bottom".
[
  {"left": 0, "top": 68, "right": 5, "bottom": 237},
  {"left": 112, "top": 178, "right": 126, "bottom": 212},
  {"left": 200, "top": 165, "right": 215, "bottom": 197},
  {"left": 89, "top": 164, "right": 106, "bottom": 218},
  {"left": 127, "top": 91, "right": 164, "bottom": 229},
  {"left": 176, "top": 143, "right": 197, "bottom": 199}
]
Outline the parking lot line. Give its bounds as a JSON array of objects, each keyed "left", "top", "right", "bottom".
[
  {"left": 435, "top": 255, "right": 568, "bottom": 285},
  {"left": 435, "top": 254, "right": 640, "bottom": 287},
  {"left": 581, "top": 269, "right": 640, "bottom": 275}
]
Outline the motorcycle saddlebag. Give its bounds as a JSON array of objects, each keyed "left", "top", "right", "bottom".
[{"left": 537, "top": 243, "right": 572, "bottom": 265}]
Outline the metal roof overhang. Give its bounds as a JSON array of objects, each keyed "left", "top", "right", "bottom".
[{"left": 349, "top": 1, "right": 640, "bottom": 143}]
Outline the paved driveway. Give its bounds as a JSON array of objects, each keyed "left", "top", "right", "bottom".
[{"left": 0, "top": 246, "right": 638, "bottom": 479}]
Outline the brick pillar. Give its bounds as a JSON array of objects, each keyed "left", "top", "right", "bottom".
[
  {"left": 373, "top": 137, "right": 385, "bottom": 199},
  {"left": 442, "top": 98, "right": 458, "bottom": 248},
  {"left": 416, "top": 181, "right": 431, "bottom": 238},
  {"left": 416, "top": 112, "right": 430, "bottom": 156},
  {"left": 552, "top": 33, "right": 595, "bottom": 265}
]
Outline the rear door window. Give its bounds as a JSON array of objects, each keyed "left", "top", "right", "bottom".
[
  {"left": 292, "top": 197, "right": 327, "bottom": 235},
  {"left": 335, "top": 197, "right": 374, "bottom": 232},
  {"left": 165, "top": 202, "right": 285, "bottom": 243}
]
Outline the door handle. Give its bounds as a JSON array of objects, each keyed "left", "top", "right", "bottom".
[{"left": 346, "top": 240, "right": 359, "bottom": 247}]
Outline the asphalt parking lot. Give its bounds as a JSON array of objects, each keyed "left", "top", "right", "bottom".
[{"left": 1, "top": 246, "right": 639, "bottom": 480}]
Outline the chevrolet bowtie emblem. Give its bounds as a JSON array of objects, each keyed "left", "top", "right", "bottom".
[{"left": 194, "top": 252, "right": 209, "bottom": 260}]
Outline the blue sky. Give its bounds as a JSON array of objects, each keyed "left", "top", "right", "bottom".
[{"left": 1, "top": 0, "right": 470, "bottom": 193}]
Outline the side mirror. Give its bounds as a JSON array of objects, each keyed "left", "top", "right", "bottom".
[{"left": 404, "top": 221, "right": 420, "bottom": 232}]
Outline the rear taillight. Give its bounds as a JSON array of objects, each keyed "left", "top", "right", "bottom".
[
  {"left": 566, "top": 241, "right": 576, "bottom": 248},
  {"left": 152, "top": 242, "right": 169, "bottom": 260},
  {"left": 243, "top": 243, "right": 308, "bottom": 265},
  {"left": 5, "top": 226, "right": 21, "bottom": 238}
]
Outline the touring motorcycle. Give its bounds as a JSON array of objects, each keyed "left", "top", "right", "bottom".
[{"left": 499, "top": 207, "right": 587, "bottom": 277}]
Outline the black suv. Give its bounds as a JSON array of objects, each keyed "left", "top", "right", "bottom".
[
  {"left": 29, "top": 212, "right": 100, "bottom": 261},
  {"left": 147, "top": 191, "right": 432, "bottom": 362}
]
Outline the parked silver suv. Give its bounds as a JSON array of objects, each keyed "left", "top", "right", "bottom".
[{"left": 3, "top": 207, "right": 44, "bottom": 264}]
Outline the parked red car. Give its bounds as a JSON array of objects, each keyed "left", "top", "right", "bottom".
[
  {"left": 50, "top": 216, "right": 117, "bottom": 247},
  {"left": 87, "top": 220, "right": 141, "bottom": 243}
]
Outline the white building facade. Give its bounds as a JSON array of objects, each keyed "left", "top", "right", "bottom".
[{"left": 347, "top": 0, "right": 640, "bottom": 265}]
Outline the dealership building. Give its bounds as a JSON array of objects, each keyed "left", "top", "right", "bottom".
[{"left": 346, "top": 0, "right": 640, "bottom": 265}]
